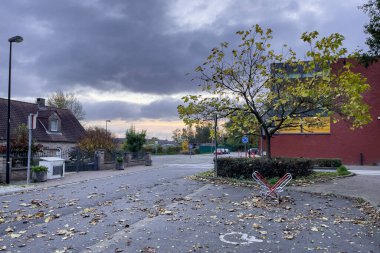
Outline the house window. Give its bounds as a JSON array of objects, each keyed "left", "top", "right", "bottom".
[
  {"left": 50, "top": 119, "right": 58, "bottom": 132},
  {"left": 49, "top": 114, "right": 61, "bottom": 132}
]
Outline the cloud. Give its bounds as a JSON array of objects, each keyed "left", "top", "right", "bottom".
[
  {"left": 0, "top": 0, "right": 369, "bottom": 129},
  {"left": 84, "top": 97, "right": 182, "bottom": 121}
]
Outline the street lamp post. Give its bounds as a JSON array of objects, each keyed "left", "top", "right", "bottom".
[{"left": 5, "top": 35, "right": 23, "bottom": 184}]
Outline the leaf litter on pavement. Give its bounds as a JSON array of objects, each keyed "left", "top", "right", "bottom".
[{"left": 0, "top": 172, "right": 379, "bottom": 252}]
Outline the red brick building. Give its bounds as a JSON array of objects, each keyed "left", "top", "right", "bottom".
[{"left": 267, "top": 60, "right": 380, "bottom": 165}]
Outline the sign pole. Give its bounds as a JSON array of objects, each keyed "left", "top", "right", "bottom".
[
  {"left": 27, "top": 113, "right": 37, "bottom": 184},
  {"left": 242, "top": 136, "right": 249, "bottom": 158},
  {"left": 214, "top": 114, "right": 218, "bottom": 177},
  {"left": 27, "top": 114, "right": 32, "bottom": 184}
]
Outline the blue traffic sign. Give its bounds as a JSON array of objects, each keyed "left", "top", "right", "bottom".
[{"left": 242, "top": 136, "right": 249, "bottom": 143}]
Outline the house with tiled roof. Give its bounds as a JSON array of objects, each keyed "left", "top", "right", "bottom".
[{"left": 0, "top": 98, "right": 85, "bottom": 155}]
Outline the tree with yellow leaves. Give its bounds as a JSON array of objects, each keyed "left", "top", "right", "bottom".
[{"left": 178, "top": 25, "right": 371, "bottom": 158}]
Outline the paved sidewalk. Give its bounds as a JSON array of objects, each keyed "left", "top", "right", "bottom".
[{"left": 290, "top": 165, "right": 380, "bottom": 211}]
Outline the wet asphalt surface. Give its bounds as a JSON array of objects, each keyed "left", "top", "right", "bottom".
[{"left": 0, "top": 155, "right": 379, "bottom": 252}]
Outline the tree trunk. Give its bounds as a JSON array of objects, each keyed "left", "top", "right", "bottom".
[{"left": 266, "top": 135, "right": 272, "bottom": 159}]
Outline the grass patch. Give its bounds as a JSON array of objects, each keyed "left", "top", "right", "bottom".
[
  {"left": 197, "top": 170, "right": 214, "bottom": 178},
  {"left": 191, "top": 170, "right": 352, "bottom": 187},
  {"left": 336, "top": 165, "right": 350, "bottom": 176},
  {"left": 356, "top": 197, "right": 366, "bottom": 204},
  {"left": 267, "top": 177, "right": 280, "bottom": 186},
  {"left": 290, "top": 171, "right": 342, "bottom": 186},
  {"left": 188, "top": 170, "right": 256, "bottom": 187}
]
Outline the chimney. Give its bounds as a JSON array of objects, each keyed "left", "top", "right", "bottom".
[{"left": 36, "top": 98, "right": 46, "bottom": 108}]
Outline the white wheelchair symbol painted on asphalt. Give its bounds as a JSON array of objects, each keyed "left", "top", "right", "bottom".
[{"left": 219, "top": 232, "right": 263, "bottom": 245}]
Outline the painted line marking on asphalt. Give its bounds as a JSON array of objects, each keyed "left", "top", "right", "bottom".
[
  {"left": 219, "top": 231, "right": 263, "bottom": 245},
  {"left": 81, "top": 184, "right": 213, "bottom": 253}
]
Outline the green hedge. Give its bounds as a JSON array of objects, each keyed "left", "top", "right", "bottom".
[
  {"left": 216, "top": 157, "right": 313, "bottom": 179},
  {"left": 143, "top": 145, "right": 181, "bottom": 155},
  {"left": 311, "top": 158, "right": 342, "bottom": 167}
]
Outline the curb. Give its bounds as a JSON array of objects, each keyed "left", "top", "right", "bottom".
[{"left": 288, "top": 187, "right": 380, "bottom": 212}]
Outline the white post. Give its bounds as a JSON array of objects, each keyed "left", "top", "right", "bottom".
[
  {"left": 27, "top": 114, "right": 32, "bottom": 184},
  {"left": 27, "top": 113, "right": 37, "bottom": 184}
]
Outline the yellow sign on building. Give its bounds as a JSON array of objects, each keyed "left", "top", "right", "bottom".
[{"left": 278, "top": 117, "right": 330, "bottom": 134}]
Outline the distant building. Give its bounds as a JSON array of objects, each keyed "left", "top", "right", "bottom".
[{"left": 265, "top": 60, "right": 380, "bottom": 165}]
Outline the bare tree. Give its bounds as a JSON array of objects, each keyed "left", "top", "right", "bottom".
[{"left": 47, "top": 90, "right": 85, "bottom": 120}]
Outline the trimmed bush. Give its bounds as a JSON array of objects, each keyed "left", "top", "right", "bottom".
[
  {"left": 311, "top": 158, "right": 342, "bottom": 167},
  {"left": 216, "top": 157, "right": 313, "bottom": 179}
]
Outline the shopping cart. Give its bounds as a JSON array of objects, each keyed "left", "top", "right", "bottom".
[{"left": 252, "top": 171, "right": 292, "bottom": 198}]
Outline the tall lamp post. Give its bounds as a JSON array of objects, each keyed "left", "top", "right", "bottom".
[{"left": 5, "top": 35, "right": 23, "bottom": 184}]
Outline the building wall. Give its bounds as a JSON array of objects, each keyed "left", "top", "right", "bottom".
[{"left": 268, "top": 61, "right": 380, "bottom": 165}]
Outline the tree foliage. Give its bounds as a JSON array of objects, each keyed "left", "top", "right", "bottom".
[
  {"left": 78, "top": 126, "right": 114, "bottom": 152},
  {"left": 10, "top": 124, "right": 43, "bottom": 153},
  {"left": 195, "top": 124, "right": 212, "bottom": 143},
  {"left": 123, "top": 126, "right": 146, "bottom": 152},
  {"left": 172, "top": 127, "right": 195, "bottom": 143},
  {"left": 222, "top": 120, "right": 259, "bottom": 151},
  {"left": 47, "top": 90, "right": 86, "bottom": 120},
  {"left": 178, "top": 24, "right": 371, "bottom": 158},
  {"left": 360, "top": 0, "right": 380, "bottom": 64},
  {"left": 172, "top": 124, "right": 212, "bottom": 144}
]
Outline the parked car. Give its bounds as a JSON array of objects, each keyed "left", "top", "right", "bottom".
[
  {"left": 213, "top": 149, "right": 223, "bottom": 155},
  {"left": 248, "top": 148, "right": 258, "bottom": 156},
  {"left": 224, "top": 148, "right": 230, "bottom": 154}
]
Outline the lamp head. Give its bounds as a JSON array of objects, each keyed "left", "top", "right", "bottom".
[{"left": 8, "top": 36, "right": 23, "bottom": 43}]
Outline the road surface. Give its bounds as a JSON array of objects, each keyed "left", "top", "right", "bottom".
[{"left": 0, "top": 154, "right": 378, "bottom": 252}]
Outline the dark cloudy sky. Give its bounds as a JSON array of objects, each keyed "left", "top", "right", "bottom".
[{"left": 0, "top": 0, "right": 369, "bottom": 139}]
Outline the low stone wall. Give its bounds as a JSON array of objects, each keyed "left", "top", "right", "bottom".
[
  {"left": 102, "top": 163, "right": 115, "bottom": 170},
  {"left": 123, "top": 152, "right": 152, "bottom": 168},
  {"left": 94, "top": 151, "right": 152, "bottom": 171},
  {"left": 11, "top": 167, "right": 27, "bottom": 181},
  {"left": 0, "top": 157, "right": 27, "bottom": 183}
]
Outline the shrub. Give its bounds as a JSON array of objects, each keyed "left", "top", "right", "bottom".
[
  {"left": 166, "top": 146, "right": 181, "bottom": 154},
  {"left": 216, "top": 157, "right": 313, "bottom": 179},
  {"left": 123, "top": 126, "right": 146, "bottom": 152},
  {"left": 336, "top": 165, "right": 350, "bottom": 176},
  {"left": 31, "top": 165, "right": 48, "bottom": 172},
  {"left": 312, "top": 158, "right": 342, "bottom": 167},
  {"left": 116, "top": 156, "right": 123, "bottom": 163}
]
